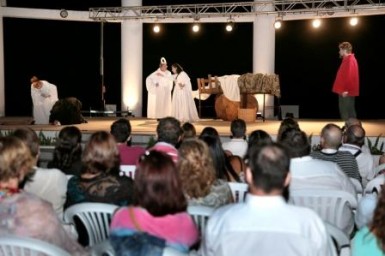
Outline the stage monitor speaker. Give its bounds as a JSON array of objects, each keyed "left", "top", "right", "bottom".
[{"left": 280, "top": 105, "right": 299, "bottom": 119}]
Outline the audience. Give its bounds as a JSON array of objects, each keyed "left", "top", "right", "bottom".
[
  {"left": 277, "top": 117, "right": 300, "bottom": 142},
  {"left": 0, "top": 136, "right": 86, "bottom": 255},
  {"left": 339, "top": 124, "right": 375, "bottom": 187},
  {"left": 110, "top": 118, "right": 145, "bottom": 165},
  {"left": 279, "top": 128, "right": 356, "bottom": 235},
  {"left": 222, "top": 119, "right": 248, "bottom": 158},
  {"left": 109, "top": 150, "right": 199, "bottom": 254},
  {"left": 13, "top": 127, "right": 68, "bottom": 218},
  {"left": 342, "top": 117, "right": 371, "bottom": 154},
  {"left": 199, "top": 143, "right": 333, "bottom": 256},
  {"left": 150, "top": 117, "right": 182, "bottom": 163},
  {"left": 200, "top": 126, "right": 219, "bottom": 138},
  {"left": 178, "top": 138, "right": 233, "bottom": 208},
  {"left": 47, "top": 126, "right": 83, "bottom": 176},
  {"left": 66, "top": 131, "right": 134, "bottom": 208},
  {"left": 353, "top": 187, "right": 385, "bottom": 255},
  {"left": 246, "top": 129, "right": 273, "bottom": 159},
  {"left": 181, "top": 122, "right": 197, "bottom": 139},
  {"left": 310, "top": 123, "right": 361, "bottom": 183}
]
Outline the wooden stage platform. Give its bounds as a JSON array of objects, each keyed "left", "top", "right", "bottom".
[{"left": 1, "top": 116, "right": 385, "bottom": 146}]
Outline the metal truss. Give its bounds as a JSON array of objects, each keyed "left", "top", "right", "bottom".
[{"left": 89, "top": 0, "right": 385, "bottom": 21}]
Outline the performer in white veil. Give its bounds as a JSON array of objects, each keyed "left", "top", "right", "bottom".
[
  {"left": 145, "top": 57, "right": 173, "bottom": 119},
  {"left": 171, "top": 63, "right": 199, "bottom": 123},
  {"left": 30, "top": 76, "right": 58, "bottom": 124}
]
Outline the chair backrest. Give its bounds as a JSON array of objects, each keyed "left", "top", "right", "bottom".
[
  {"left": 350, "top": 177, "right": 363, "bottom": 200},
  {"left": 120, "top": 165, "right": 136, "bottom": 179},
  {"left": 90, "top": 239, "right": 115, "bottom": 256},
  {"left": 289, "top": 189, "right": 357, "bottom": 234},
  {"left": 197, "top": 75, "right": 222, "bottom": 94},
  {"left": 187, "top": 205, "right": 215, "bottom": 235},
  {"left": 0, "top": 235, "right": 71, "bottom": 256},
  {"left": 364, "top": 174, "right": 385, "bottom": 195},
  {"left": 227, "top": 182, "right": 248, "bottom": 203},
  {"left": 324, "top": 222, "right": 351, "bottom": 256},
  {"left": 63, "top": 202, "right": 119, "bottom": 246}
]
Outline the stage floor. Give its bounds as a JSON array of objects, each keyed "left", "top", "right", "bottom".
[{"left": 1, "top": 116, "right": 385, "bottom": 138}]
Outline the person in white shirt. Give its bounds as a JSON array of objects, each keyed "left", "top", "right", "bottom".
[
  {"left": 13, "top": 127, "right": 67, "bottom": 219},
  {"left": 222, "top": 118, "right": 248, "bottom": 158},
  {"left": 30, "top": 76, "right": 58, "bottom": 124},
  {"left": 339, "top": 124, "right": 375, "bottom": 187},
  {"left": 279, "top": 128, "right": 357, "bottom": 235},
  {"left": 145, "top": 57, "right": 173, "bottom": 119},
  {"left": 200, "top": 143, "right": 335, "bottom": 256}
]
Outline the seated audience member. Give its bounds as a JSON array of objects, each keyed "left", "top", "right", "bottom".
[
  {"left": 110, "top": 118, "right": 145, "bottom": 165},
  {"left": 311, "top": 123, "right": 361, "bottom": 183},
  {"left": 352, "top": 188, "right": 385, "bottom": 255},
  {"left": 13, "top": 127, "right": 68, "bottom": 218},
  {"left": 222, "top": 119, "right": 248, "bottom": 158},
  {"left": 178, "top": 139, "right": 233, "bottom": 208},
  {"left": 279, "top": 128, "right": 356, "bottom": 235},
  {"left": 276, "top": 117, "right": 300, "bottom": 142},
  {"left": 246, "top": 129, "right": 273, "bottom": 157},
  {"left": 181, "top": 122, "right": 197, "bottom": 139},
  {"left": 0, "top": 136, "right": 86, "bottom": 254},
  {"left": 66, "top": 131, "right": 134, "bottom": 208},
  {"left": 149, "top": 117, "right": 182, "bottom": 163},
  {"left": 200, "top": 134, "right": 241, "bottom": 182},
  {"left": 200, "top": 126, "right": 219, "bottom": 138},
  {"left": 199, "top": 143, "right": 333, "bottom": 256},
  {"left": 339, "top": 124, "right": 375, "bottom": 187},
  {"left": 109, "top": 150, "right": 199, "bottom": 254},
  {"left": 47, "top": 126, "right": 83, "bottom": 176}
]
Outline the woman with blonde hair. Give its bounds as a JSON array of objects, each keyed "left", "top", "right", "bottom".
[
  {"left": 178, "top": 138, "right": 233, "bottom": 208},
  {"left": 0, "top": 136, "right": 86, "bottom": 254}
]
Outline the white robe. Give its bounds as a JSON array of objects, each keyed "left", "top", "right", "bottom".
[
  {"left": 31, "top": 80, "right": 58, "bottom": 124},
  {"left": 171, "top": 71, "right": 199, "bottom": 122},
  {"left": 145, "top": 68, "right": 173, "bottom": 119}
]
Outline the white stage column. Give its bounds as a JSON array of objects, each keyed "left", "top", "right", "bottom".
[
  {"left": 253, "top": 0, "right": 276, "bottom": 119},
  {"left": 0, "top": 13, "right": 4, "bottom": 117},
  {"left": 121, "top": 0, "right": 142, "bottom": 117}
]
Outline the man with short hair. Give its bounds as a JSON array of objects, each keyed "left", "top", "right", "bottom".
[
  {"left": 200, "top": 143, "right": 334, "bottom": 256},
  {"left": 339, "top": 124, "right": 375, "bottom": 187},
  {"left": 222, "top": 118, "right": 247, "bottom": 158},
  {"left": 332, "top": 41, "right": 359, "bottom": 120},
  {"left": 110, "top": 118, "right": 145, "bottom": 165},
  {"left": 311, "top": 123, "right": 361, "bottom": 183},
  {"left": 150, "top": 116, "right": 182, "bottom": 163}
]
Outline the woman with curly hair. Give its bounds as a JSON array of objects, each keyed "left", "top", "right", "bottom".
[
  {"left": 352, "top": 188, "right": 385, "bottom": 255},
  {"left": 48, "top": 126, "right": 83, "bottom": 176},
  {"left": 178, "top": 138, "right": 233, "bottom": 208}
]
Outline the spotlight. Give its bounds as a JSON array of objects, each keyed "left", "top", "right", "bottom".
[
  {"left": 225, "top": 22, "right": 233, "bottom": 32},
  {"left": 274, "top": 20, "right": 282, "bottom": 29},
  {"left": 312, "top": 18, "right": 322, "bottom": 28},
  {"left": 153, "top": 24, "right": 160, "bottom": 33},
  {"left": 192, "top": 23, "right": 200, "bottom": 33},
  {"left": 349, "top": 17, "right": 359, "bottom": 26}
]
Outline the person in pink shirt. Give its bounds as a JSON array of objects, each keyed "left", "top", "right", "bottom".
[
  {"left": 332, "top": 41, "right": 359, "bottom": 121},
  {"left": 109, "top": 150, "right": 199, "bottom": 254},
  {"left": 110, "top": 118, "right": 145, "bottom": 165}
]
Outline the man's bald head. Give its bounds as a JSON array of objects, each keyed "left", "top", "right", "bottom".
[
  {"left": 344, "top": 124, "right": 365, "bottom": 147},
  {"left": 321, "top": 123, "right": 342, "bottom": 149}
]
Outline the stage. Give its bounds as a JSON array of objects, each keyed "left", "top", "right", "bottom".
[{"left": 1, "top": 116, "right": 385, "bottom": 147}]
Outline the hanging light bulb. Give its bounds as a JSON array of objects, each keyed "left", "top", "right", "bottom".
[
  {"left": 312, "top": 18, "right": 321, "bottom": 28},
  {"left": 192, "top": 23, "right": 200, "bottom": 33},
  {"left": 153, "top": 24, "right": 160, "bottom": 33},
  {"left": 274, "top": 20, "right": 282, "bottom": 29},
  {"left": 349, "top": 17, "right": 359, "bottom": 26},
  {"left": 226, "top": 22, "right": 233, "bottom": 32}
]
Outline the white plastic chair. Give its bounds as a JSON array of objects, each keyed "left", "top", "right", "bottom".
[
  {"left": 324, "top": 222, "right": 351, "bottom": 256},
  {"left": 0, "top": 235, "right": 71, "bottom": 256},
  {"left": 349, "top": 177, "right": 363, "bottom": 200},
  {"left": 227, "top": 182, "right": 248, "bottom": 203},
  {"left": 289, "top": 189, "right": 357, "bottom": 235},
  {"left": 63, "top": 202, "right": 119, "bottom": 246},
  {"left": 187, "top": 205, "right": 215, "bottom": 234},
  {"left": 90, "top": 239, "right": 115, "bottom": 256},
  {"left": 364, "top": 174, "right": 385, "bottom": 195},
  {"left": 120, "top": 165, "right": 136, "bottom": 179}
]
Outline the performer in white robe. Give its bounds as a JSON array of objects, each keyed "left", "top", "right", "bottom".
[
  {"left": 145, "top": 57, "right": 173, "bottom": 119},
  {"left": 171, "top": 63, "right": 199, "bottom": 123},
  {"left": 30, "top": 76, "right": 58, "bottom": 124}
]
